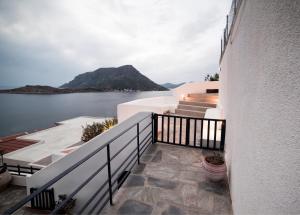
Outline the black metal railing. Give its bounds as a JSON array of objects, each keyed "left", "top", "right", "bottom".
[
  {"left": 0, "top": 163, "right": 40, "bottom": 176},
  {"left": 5, "top": 113, "right": 226, "bottom": 214},
  {"left": 153, "top": 114, "right": 226, "bottom": 151},
  {"left": 4, "top": 113, "right": 153, "bottom": 215},
  {"left": 220, "top": 0, "right": 243, "bottom": 61}
]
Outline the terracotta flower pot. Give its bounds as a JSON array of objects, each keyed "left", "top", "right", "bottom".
[
  {"left": 202, "top": 156, "right": 226, "bottom": 181},
  {"left": 0, "top": 169, "right": 12, "bottom": 191}
]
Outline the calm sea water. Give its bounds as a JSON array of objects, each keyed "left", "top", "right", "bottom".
[{"left": 0, "top": 91, "right": 171, "bottom": 137}]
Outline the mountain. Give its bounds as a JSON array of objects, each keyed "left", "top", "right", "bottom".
[
  {"left": 0, "top": 85, "right": 103, "bottom": 94},
  {"left": 61, "top": 65, "right": 167, "bottom": 91},
  {"left": 0, "top": 85, "right": 72, "bottom": 94},
  {"left": 161, "top": 82, "right": 185, "bottom": 89}
]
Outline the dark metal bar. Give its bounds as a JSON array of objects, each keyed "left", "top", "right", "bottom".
[
  {"left": 106, "top": 145, "right": 113, "bottom": 205},
  {"left": 167, "top": 116, "right": 170, "bottom": 143},
  {"left": 207, "top": 120, "right": 210, "bottom": 149},
  {"left": 110, "top": 135, "right": 137, "bottom": 161},
  {"left": 173, "top": 117, "right": 176, "bottom": 144},
  {"left": 214, "top": 121, "right": 217, "bottom": 149},
  {"left": 179, "top": 117, "right": 182, "bottom": 145},
  {"left": 17, "top": 165, "right": 20, "bottom": 175},
  {"left": 200, "top": 120, "right": 203, "bottom": 147},
  {"left": 139, "top": 121, "right": 152, "bottom": 134},
  {"left": 161, "top": 116, "right": 164, "bottom": 142},
  {"left": 194, "top": 119, "right": 197, "bottom": 146},
  {"left": 153, "top": 114, "right": 158, "bottom": 143},
  {"left": 88, "top": 187, "right": 110, "bottom": 214},
  {"left": 151, "top": 113, "right": 155, "bottom": 144},
  {"left": 220, "top": 121, "right": 226, "bottom": 151},
  {"left": 136, "top": 123, "right": 140, "bottom": 165},
  {"left": 185, "top": 118, "right": 190, "bottom": 145},
  {"left": 78, "top": 180, "right": 108, "bottom": 214},
  {"left": 50, "top": 161, "right": 108, "bottom": 214}
]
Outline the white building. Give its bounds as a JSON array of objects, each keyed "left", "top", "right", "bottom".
[
  {"left": 4, "top": 1, "right": 299, "bottom": 214},
  {"left": 219, "top": 0, "right": 300, "bottom": 214}
]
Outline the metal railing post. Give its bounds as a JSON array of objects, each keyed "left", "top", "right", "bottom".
[
  {"left": 106, "top": 145, "right": 113, "bottom": 205},
  {"left": 151, "top": 113, "right": 154, "bottom": 144},
  {"left": 185, "top": 118, "right": 190, "bottom": 145},
  {"left": 17, "top": 165, "right": 20, "bottom": 175},
  {"left": 220, "top": 121, "right": 226, "bottom": 151},
  {"left": 136, "top": 123, "right": 140, "bottom": 164},
  {"left": 153, "top": 114, "right": 158, "bottom": 143}
]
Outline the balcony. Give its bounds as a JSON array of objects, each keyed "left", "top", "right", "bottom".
[
  {"left": 102, "top": 143, "right": 232, "bottom": 215},
  {"left": 4, "top": 112, "right": 231, "bottom": 215}
]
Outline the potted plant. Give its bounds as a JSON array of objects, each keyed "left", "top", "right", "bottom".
[{"left": 202, "top": 152, "right": 226, "bottom": 181}]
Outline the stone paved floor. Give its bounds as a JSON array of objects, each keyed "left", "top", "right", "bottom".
[{"left": 103, "top": 143, "right": 232, "bottom": 215}]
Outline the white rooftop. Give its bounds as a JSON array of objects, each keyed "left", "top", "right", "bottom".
[{"left": 4, "top": 116, "right": 107, "bottom": 165}]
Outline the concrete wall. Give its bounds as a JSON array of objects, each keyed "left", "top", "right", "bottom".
[
  {"left": 117, "top": 96, "right": 177, "bottom": 122},
  {"left": 26, "top": 112, "right": 153, "bottom": 213},
  {"left": 172, "top": 81, "right": 219, "bottom": 100},
  {"left": 220, "top": 0, "right": 300, "bottom": 214}
]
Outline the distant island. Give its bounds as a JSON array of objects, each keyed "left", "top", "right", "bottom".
[
  {"left": 160, "top": 82, "right": 185, "bottom": 89},
  {"left": 61, "top": 65, "right": 167, "bottom": 91},
  {"left": 0, "top": 65, "right": 168, "bottom": 94}
]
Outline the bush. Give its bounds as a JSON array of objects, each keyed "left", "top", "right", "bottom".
[
  {"left": 204, "top": 73, "right": 219, "bottom": 81},
  {"left": 81, "top": 118, "right": 118, "bottom": 142}
]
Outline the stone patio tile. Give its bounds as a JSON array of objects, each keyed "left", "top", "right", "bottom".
[
  {"left": 102, "top": 143, "right": 232, "bottom": 215},
  {"left": 147, "top": 177, "right": 177, "bottom": 190},
  {"left": 118, "top": 199, "right": 153, "bottom": 215},
  {"left": 125, "top": 175, "right": 145, "bottom": 187}
]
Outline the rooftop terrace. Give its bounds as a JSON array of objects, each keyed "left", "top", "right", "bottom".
[{"left": 103, "top": 143, "right": 232, "bottom": 215}]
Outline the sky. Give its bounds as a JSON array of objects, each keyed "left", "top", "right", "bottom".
[{"left": 0, "top": 0, "right": 231, "bottom": 87}]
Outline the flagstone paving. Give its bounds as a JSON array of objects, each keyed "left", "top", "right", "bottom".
[{"left": 103, "top": 142, "right": 232, "bottom": 215}]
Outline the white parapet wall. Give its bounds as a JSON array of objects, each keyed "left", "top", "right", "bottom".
[
  {"left": 26, "top": 112, "right": 153, "bottom": 213},
  {"left": 117, "top": 96, "right": 177, "bottom": 122},
  {"left": 172, "top": 81, "right": 219, "bottom": 100}
]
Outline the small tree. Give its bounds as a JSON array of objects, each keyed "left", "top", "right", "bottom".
[
  {"left": 81, "top": 118, "right": 118, "bottom": 142},
  {"left": 204, "top": 73, "right": 219, "bottom": 81}
]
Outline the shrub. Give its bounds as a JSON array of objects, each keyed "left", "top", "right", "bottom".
[
  {"left": 81, "top": 117, "right": 118, "bottom": 142},
  {"left": 204, "top": 73, "right": 219, "bottom": 81}
]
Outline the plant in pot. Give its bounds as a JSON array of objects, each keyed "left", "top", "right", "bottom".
[{"left": 202, "top": 152, "right": 226, "bottom": 181}]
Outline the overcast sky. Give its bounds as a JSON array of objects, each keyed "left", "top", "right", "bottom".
[{"left": 0, "top": 0, "right": 231, "bottom": 87}]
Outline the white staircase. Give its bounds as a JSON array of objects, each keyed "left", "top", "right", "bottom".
[{"left": 175, "top": 93, "right": 218, "bottom": 118}]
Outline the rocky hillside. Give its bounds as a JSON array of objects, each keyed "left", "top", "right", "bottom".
[{"left": 61, "top": 65, "right": 167, "bottom": 91}]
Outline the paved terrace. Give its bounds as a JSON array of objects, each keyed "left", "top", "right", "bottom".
[{"left": 103, "top": 143, "right": 232, "bottom": 215}]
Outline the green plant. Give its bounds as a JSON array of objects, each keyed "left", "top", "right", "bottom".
[
  {"left": 102, "top": 117, "right": 118, "bottom": 130},
  {"left": 81, "top": 117, "right": 118, "bottom": 142},
  {"left": 204, "top": 73, "right": 219, "bottom": 81},
  {"left": 205, "top": 152, "right": 224, "bottom": 165}
]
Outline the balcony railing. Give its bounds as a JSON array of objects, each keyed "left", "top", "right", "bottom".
[
  {"left": 0, "top": 163, "right": 40, "bottom": 176},
  {"left": 4, "top": 112, "right": 226, "bottom": 214},
  {"left": 220, "top": 0, "right": 243, "bottom": 62}
]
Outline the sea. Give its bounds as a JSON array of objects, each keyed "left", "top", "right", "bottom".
[{"left": 0, "top": 91, "right": 171, "bottom": 137}]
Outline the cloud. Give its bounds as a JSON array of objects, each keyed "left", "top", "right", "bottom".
[{"left": 0, "top": 0, "right": 231, "bottom": 86}]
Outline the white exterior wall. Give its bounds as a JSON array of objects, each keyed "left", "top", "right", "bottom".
[
  {"left": 172, "top": 81, "right": 219, "bottom": 100},
  {"left": 117, "top": 96, "right": 177, "bottom": 122},
  {"left": 220, "top": 0, "right": 300, "bottom": 214}
]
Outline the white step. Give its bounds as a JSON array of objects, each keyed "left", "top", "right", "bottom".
[
  {"left": 175, "top": 109, "right": 206, "bottom": 118},
  {"left": 177, "top": 104, "right": 208, "bottom": 112},
  {"left": 179, "top": 100, "right": 217, "bottom": 108}
]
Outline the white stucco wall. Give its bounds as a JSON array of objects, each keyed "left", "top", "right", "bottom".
[
  {"left": 172, "top": 81, "right": 219, "bottom": 100},
  {"left": 220, "top": 0, "right": 300, "bottom": 214},
  {"left": 117, "top": 96, "right": 177, "bottom": 122}
]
